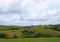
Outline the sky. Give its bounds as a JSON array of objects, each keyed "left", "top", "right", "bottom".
[{"left": 0, "top": 0, "right": 60, "bottom": 26}]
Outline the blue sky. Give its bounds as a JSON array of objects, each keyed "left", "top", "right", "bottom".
[{"left": 0, "top": 0, "right": 60, "bottom": 26}]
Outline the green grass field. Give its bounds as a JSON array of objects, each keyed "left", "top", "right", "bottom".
[
  {"left": 0, "top": 25, "right": 60, "bottom": 42},
  {"left": 0, "top": 38, "right": 60, "bottom": 42}
]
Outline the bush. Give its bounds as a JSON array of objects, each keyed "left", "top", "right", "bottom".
[
  {"left": 13, "top": 35, "right": 18, "bottom": 38},
  {"left": 42, "top": 34, "right": 51, "bottom": 37},
  {"left": 22, "top": 30, "right": 35, "bottom": 35},
  {"left": 0, "top": 33, "right": 6, "bottom": 38},
  {"left": 0, "top": 33, "right": 9, "bottom": 39},
  {"left": 32, "top": 33, "right": 42, "bottom": 38},
  {"left": 21, "top": 30, "right": 35, "bottom": 38},
  {"left": 4, "top": 35, "right": 9, "bottom": 39},
  {"left": 57, "top": 35, "right": 60, "bottom": 38}
]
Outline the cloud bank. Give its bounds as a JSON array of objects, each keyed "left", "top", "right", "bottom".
[{"left": 0, "top": 0, "right": 60, "bottom": 26}]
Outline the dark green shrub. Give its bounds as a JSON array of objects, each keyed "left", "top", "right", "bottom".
[
  {"left": 21, "top": 30, "right": 35, "bottom": 38},
  {"left": 0, "top": 33, "right": 9, "bottom": 39},
  {"left": 0, "top": 33, "right": 6, "bottom": 38},
  {"left": 42, "top": 34, "right": 51, "bottom": 37},
  {"left": 22, "top": 30, "right": 35, "bottom": 35},
  {"left": 13, "top": 35, "right": 18, "bottom": 38},
  {"left": 4, "top": 35, "right": 9, "bottom": 39},
  {"left": 32, "top": 33, "right": 43, "bottom": 38},
  {"left": 57, "top": 35, "right": 60, "bottom": 38}
]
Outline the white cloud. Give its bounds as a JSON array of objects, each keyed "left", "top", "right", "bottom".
[{"left": 0, "top": 0, "right": 60, "bottom": 26}]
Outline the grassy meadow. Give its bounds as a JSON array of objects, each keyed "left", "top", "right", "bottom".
[
  {"left": 0, "top": 25, "right": 60, "bottom": 42},
  {"left": 0, "top": 38, "right": 60, "bottom": 42}
]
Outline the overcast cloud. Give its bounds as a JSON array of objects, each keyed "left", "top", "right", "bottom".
[{"left": 0, "top": 0, "right": 60, "bottom": 26}]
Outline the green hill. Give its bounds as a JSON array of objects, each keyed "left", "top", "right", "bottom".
[{"left": 0, "top": 24, "right": 60, "bottom": 38}]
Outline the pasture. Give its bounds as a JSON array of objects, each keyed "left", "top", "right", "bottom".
[
  {"left": 0, "top": 25, "right": 60, "bottom": 42},
  {"left": 0, "top": 38, "right": 60, "bottom": 42}
]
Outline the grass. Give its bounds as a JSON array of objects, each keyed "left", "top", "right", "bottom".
[
  {"left": 0, "top": 30, "right": 22, "bottom": 37},
  {"left": 0, "top": 26, "right": 60, "bottom": 42},
  {"left": 0, "top": 27, "right": 60, "bottom": 37},
  {"left": 0, "top": 26, "right": 22, "bottom": 31},
  {"left": 0, "top": 38, "right": 60, "bottom": 42},
  {"left": 35, "top": 28, "right": 60, "bottom": 37}
]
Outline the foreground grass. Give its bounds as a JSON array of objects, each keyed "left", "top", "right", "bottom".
[{"left": 0, "top": 38, "right": 60, "bottom": 42}]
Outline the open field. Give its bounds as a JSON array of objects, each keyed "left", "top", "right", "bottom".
[
  {"left": 0, "top": 25, "right": 60, "bottom": 42},
  {"left": 0, "top": 25, "right": 60, "bottom": 38},
  {"left": 0, "top": 38, "right": 60, "bottom": 42}
]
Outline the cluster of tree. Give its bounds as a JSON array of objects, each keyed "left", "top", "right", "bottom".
[
  {"left": 21, "top": 30, "right": 53, "bottom": 38},
  {"left": 0, "top": 33, "right": 18, "bottom": 39},
  {"left": 44, "top": 24, "right": 60, "bottom": 31}
]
